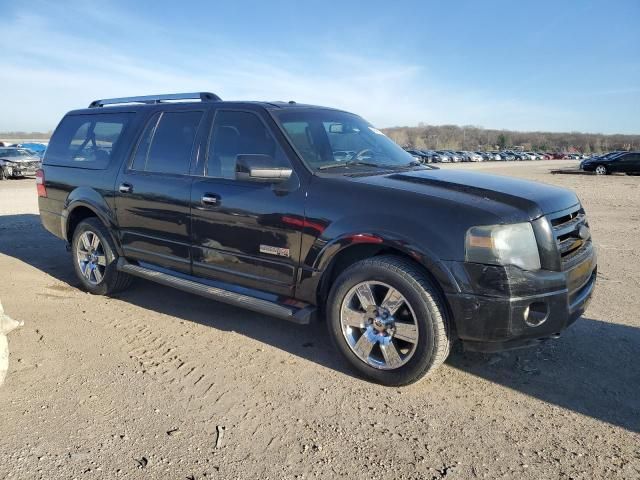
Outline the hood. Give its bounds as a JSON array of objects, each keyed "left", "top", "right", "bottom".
[
  {"left": 0, "top": 155, "right": 40, "bottom": 164},
  {"left": 351, "top": 168, "right": 579, "bottom": 221}
]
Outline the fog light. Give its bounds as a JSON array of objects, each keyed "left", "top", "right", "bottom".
[{"left": 524, "top": 302, "right": 548, "bottom": 327}]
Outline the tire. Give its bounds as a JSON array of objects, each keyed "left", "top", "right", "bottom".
[
  {"left": 595, "top": 164, "right": 608, "bottom": 175},
  {"left": 326, "top": 255, "right": 451, "bottom": 386},
  {"left": 0, "top": 168, "right": 7, "bottom": 181},
  {"left": 71, "top": 218, "right": 132, "bottom": 295}
]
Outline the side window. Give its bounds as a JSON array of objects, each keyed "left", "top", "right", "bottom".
[
  {"left": 207, "top": 110, "right": 289, "bottom": 179},
  {"left": 131, "top": 113, "right": 161, "bottom": 171},
  {"left": 45, "top": 113, "right": 133, "bottom": 169},
  {"left": 131, "top": 111, "right": 203, "bottom": 175}
]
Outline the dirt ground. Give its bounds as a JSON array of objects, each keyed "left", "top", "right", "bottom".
[{"left": 0, "top": 161, "right": 638, "bottom": 480}]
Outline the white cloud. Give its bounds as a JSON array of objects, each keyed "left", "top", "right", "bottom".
[{"left": 0, "top": 4, "right": 598, "bottom": 133}]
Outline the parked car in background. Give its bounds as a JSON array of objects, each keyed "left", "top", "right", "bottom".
[
  {"left": 464, "top": 151, "right": 483, "bottom": 162},
  {"left": 404, "top": 149, "right": 429, "bottom": 163},
  {"left": 419, "top": 150, "right": 440, "bottom": 163},
  {"left": 581, "top": 151, "right": 638, "bottom": 175},
  {"left": 445, "top": 151, "right": 462, "bottom": 162},
  {"left": 454, "top": 151, "right": 470, "bottom": 162},
  {"left": 0, "top": 147, "right": 42, "bottom": 179},
  {"left": 503, "top": 150, "right": 525, "bottom": 160},
  {"left": 435, "top": 150, "right": 452, "bottom": 163}
]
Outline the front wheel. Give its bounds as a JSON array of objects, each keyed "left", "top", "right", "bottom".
[
  {"left": 327, "top": 256, "right": 451, "bottom": 386},
  {"left": 595, "top": 164, "right": 608, "bottom": 175},
  {"left": 71, "top": 218, "right": 132, "bottom": 295}
]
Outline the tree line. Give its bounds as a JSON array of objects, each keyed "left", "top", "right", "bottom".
[
  {"left": 382, "top": 124, "right": 639, "bottom": 153},
  {"left": 2, "top": 125, "right": 638, "bottom": 153},
  {"left": 0, "top": 131, "right": 52, "bottom": 140}
]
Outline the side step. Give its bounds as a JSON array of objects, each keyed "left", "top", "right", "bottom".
[{"left": 117, "top": 259, "right": 315, "bottom": 325}]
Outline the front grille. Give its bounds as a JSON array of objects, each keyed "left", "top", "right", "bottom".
[{"left": 547, "top": 205, "right": 591, "bottom": 269}]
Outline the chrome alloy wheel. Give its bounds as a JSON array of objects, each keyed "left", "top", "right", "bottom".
[
  {"left": 340, "top": 281, "right": 419, "bottom": 370},
  {"left": 76, "top": 231, "right": 107, "bottom": 285},
  {"left": 595, "top": 165, "right": 607, "bottom": 175}
]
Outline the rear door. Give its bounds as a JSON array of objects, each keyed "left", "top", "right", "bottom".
[
  {"left": 189, "top": 108, "right": 306, "bottom": 297},
  {"left": 115, "top": 108, "right": 206, "bottom": 273}
]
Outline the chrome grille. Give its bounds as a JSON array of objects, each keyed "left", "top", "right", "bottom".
[{"left": 548, "top": 206, "right": 590, "bottom": 268}]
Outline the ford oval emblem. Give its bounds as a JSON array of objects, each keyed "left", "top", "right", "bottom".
[{"left": 578, "top": 225, "right": 590, "bottom": 240}]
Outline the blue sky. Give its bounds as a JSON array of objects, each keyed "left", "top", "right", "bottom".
[{"left": 1, "top": 0, "right": 639, "bottom": 133}]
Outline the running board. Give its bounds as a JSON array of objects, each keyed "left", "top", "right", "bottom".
[{"left": 117, "top": 259, "right": 314, "bottom": 324}]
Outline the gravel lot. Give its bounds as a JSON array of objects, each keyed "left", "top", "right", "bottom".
[{"left": 0, "top": 161, "right": 638, "bottom": 479}]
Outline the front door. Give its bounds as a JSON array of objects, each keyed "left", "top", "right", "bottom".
[
  {"left": 190, "top": 109, "right": 305, "bottom": 297},
  {"left": 115, "top": 109, "right": 205, "bottom": 273}
]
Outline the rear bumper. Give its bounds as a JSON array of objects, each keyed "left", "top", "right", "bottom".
[
  {"left": 39, "top": 208, "right": 65, "bottom": 240},
  {"left": 444, "top": 247, "right": 597, "bottom": 352}
]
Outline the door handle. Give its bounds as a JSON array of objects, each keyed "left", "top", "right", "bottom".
[
  {"left": 201, "top": 193, "right": 220, "bottom": 206},
  {"left": 119, "top": 183, "right": 133, "bottom": 194}
]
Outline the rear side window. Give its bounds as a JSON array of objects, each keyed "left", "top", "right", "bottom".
[
  {"left": 131, "top": 111, "right": 203, "bottom": 175},
  {"left": 45, "top": 113, "right": 132, "bottom": 169}
]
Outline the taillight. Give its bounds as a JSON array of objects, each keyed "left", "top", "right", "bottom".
[{"left": 36, "top": 169, "right": 47, "bottom": 197}]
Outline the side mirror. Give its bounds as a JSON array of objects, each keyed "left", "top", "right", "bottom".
[{"left": 235, "top": 154, "right": 292, "bottom": 183}]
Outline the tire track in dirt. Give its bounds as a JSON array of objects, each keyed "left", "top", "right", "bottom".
[{"left": 106, "top": 315, "right": 222, "bottom": 417}]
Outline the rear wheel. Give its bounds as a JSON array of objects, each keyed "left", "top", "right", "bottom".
[
  {"left": 327, "top": 255, "right": 451, "bottom": 386},
  {"left": 595, "top": 164, "right": 608, "bottom": 175},
  {"left": 71, "top": 218, "right": 132, "bottom": 295}
]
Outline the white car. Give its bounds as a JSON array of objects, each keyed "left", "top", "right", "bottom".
[{"left": 467, "top": 152, "right": 483, "bottom": 162}]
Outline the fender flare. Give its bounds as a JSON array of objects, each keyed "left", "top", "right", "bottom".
[
  {"left": 62, "top": 190, "right": 124, "bottom": 256},
  {"left": 308, "top": 231, "right": 461, "bottom": 295}
]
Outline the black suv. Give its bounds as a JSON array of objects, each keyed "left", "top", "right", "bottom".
[{"left": 37, "top": 92, "right": 597, "bottom": 385}]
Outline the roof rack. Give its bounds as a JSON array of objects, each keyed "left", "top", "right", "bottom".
[{"left": 88, "top": 92, "right": 222, "bottom": 108}]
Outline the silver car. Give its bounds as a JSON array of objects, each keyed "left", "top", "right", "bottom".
[{"left": 0, "top": 148, "right": 42, "bottom": 179}]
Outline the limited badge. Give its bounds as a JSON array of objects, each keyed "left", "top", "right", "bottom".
[{"left": 259, "top": 245, "right": 290, "bottom": 258}]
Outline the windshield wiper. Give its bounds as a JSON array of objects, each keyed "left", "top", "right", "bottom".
[{"left": 318, "top": 160, "right": 385, "bottom": 170}]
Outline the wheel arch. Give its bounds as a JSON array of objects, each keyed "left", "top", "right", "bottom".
[
  {"left": 63, "top": 190, "right": 123, "bottom": 256},
  {"left": 312, "top": 234, "right": 460, "bottom": 317}
]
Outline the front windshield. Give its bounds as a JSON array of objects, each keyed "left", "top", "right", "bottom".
[{"left": 274, "top": 110, "right": 419, "bottom": 171}]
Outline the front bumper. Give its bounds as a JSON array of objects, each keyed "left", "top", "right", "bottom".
[
  {"left": 444, "top": 245, "right": 597, "bottom": 352},
  {"left": 3, "top": 164, "right": 39, "bottom": 177}
]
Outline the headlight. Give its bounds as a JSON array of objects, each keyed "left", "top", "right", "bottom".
[{"left": 465, "top": 222, "right": 541, "bottom": 270}]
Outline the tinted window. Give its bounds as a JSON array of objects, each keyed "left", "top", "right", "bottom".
[
  {"left": 132, "top": 111, "right": 203, "bottom": 175},
  {"left": 45, "top": 113, "right": 132, "bottom": 169},
  {"left": 131, "top": 113, "right": 161, "bottom": 171},
  {"left": 207, "top": 110, "right": 289, "bottom": 179}
]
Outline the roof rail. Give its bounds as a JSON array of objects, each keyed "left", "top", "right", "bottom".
[{"left": 88, "top": 92, "right": 222, "bottom": 108}]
